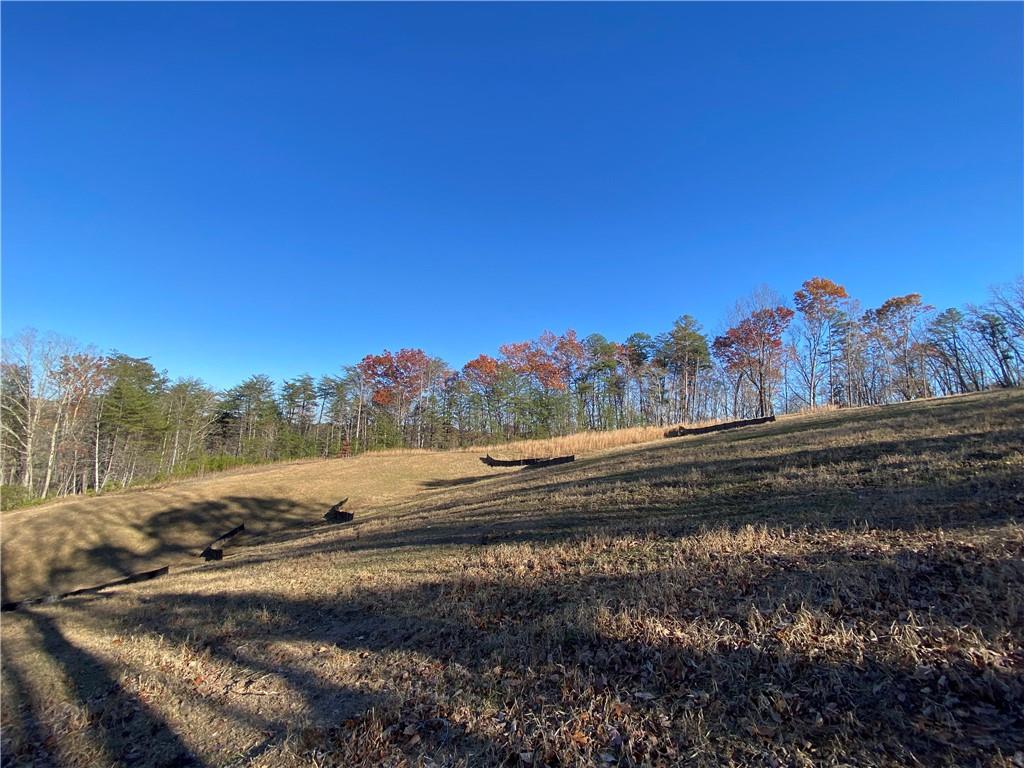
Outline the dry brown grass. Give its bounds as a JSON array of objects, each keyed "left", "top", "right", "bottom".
[
  {"left": 0, "top": 420, "right": 716, "bottom": 603},
  {"left": 473, "top": 423, "right": 698, "bottom": 459},
  {"left": 0, "top": 450, "right": 518, "bottom": 603},
  {"left": 2, "top": 388, "right": 1022, "bottom": 767},
  {"left": 382, "top": 416, "right": 735, "bottom": 460}
]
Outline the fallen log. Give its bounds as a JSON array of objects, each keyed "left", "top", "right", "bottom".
[
  {"left": 1, "top": 566, "right": 171, "bottom": 612},
  {"left": 199, "top": 522, "right": 245, "bottom": 561},
  {"left": 480, "top": 454, "right": 575, "bottom": 468},
  {"left": 664, "top": 415, "right": 775, "bottom": 438},
  {"left": 480, "top": 454, "right": 529, "bottom": 467},
  {"left": 521, "top": 455, "right": 575, "bottom": 469},
  {"left": 324, "top": 498, "right": 354, "bottom": 523}
]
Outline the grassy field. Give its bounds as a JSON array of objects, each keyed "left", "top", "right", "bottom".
[
  {"left": 0, "top": 452, "right": 524, "bottom": 604},
  {"left": 1, "top": 389, "right": 1022, "bottom": 767},
  {"left": 472, "top": 424, "right": 688, "bottom": 459},
  {"left": 0, "top": 420, "right": 706, "bottom": 604}
]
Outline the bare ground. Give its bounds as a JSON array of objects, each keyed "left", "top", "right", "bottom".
[{"left": 2, "top": 389, "right": 1023, "bottom": 767}]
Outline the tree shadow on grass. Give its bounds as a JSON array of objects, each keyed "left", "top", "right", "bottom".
[
  {"left": 709, "top": 389, "right": 1024, "bottom": 445},
  {"left": 6, "top": 391, "right": 1020, "bottom": 606},
  {"left": 429, "top": 426, "right": 1023, "bottom": 526},
  {"left": 420, "top": 474, "right": 500, "bottom": 490},
  {"left": 198, "top": 424, "right": 1024, "bottom": 580},
  {"left": 1, "top": 645, "right": 55, "bottom": 768},
  {"left": 8, "top": 531, "right": 1020, "bottom": 766},
  {"left": 1, "top": 496, "right": 323, "bottom": 605},
  {"left": 2, "top": 609, "right": 203, "bottom": 768},
  {"left": 4, "top": 392, "right": 1023, "bottom": 764}
]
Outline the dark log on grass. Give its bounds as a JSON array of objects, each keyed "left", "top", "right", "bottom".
[
  {"left": 480, "top": 454, "right": 575, "bottom": 468},
  {"left": 480, "top": 454, "right": 529, "bottom": 467},
  {"left": 520, "top": 455, "right": 576, "bottom": 469},
  {"left": 197, "top": 522, "right": 245, "bottom": 560},
  {"left": 209, "top": 523, "right": 244, "bottom": 546},
  {"left": 324, "top": 498, "right": 354, "bottom": 523},
  {"left": 1, "top": 566, "right": 171, "bottom": 612},
  {"left": 664, "top": 414, "right": 775, "bottom": 438}
]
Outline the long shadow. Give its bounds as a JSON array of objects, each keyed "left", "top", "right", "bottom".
[
  {"left": 2, "top": 496, "right": 323, "bottom": 605},
  {"left": 442, "top": 426, "right": 1023, "bottom": 517},
  {"left": 420, "top": 474, "right": 500, "bottom": 489},
  {"left": 197, "top": 424, "right": 1024, "bottom": 578},
  {"left": 8, "top": 609, "right": 203, "bottom": 767},
  {"left": 731, "top": 389, "right": 1024, "bottom": 442},
  {"left": 7, "top": 391, "right": 1020, "bottom": 607},
  {"left": 25, "top": 532, "right": 1018, "bottom": 766},
  {"left": 1, "top": 644, "right": 56, "bottom": 767},
  {"left": 5, "top": 392, "right": 1022, "bottom": 763},
  {"left": 518, "top": 434, "right": 1019, "bottom": 508}
]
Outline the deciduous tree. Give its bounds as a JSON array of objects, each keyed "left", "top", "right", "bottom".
[
  {"left": 793, "top": 277, "right": 848, "bottom": 407},
  {"left": 713, "top": 306, "right": 795, "bottom": 417}
]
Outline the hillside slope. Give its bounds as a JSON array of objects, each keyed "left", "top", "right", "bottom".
[
  {"left": 2, "top": 389, "right": 1022, "bottom": 767},
  {"left": 0, "top": 451, "right": 521, "bottom": 603}
]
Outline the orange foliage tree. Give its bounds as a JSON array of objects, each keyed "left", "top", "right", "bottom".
[
  {"left": 793, "top": 277, "right": 849, "bottom": 407},
  {"left": 862, "top": 294, "right": 933, "bottom": 400},
  {"left": 357, "top": 348, "right": 434, "bottom": 441},
  {"left": 713, "top": 306, "right": 795, "bottom": 417}
]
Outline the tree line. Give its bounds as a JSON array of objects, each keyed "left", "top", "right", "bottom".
[{"left": 3, "top": 276, "right": 1021, "bottom": 507}]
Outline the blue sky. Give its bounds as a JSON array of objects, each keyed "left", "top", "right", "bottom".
[{"left": 3, "top": 2, "right": 1021, "bottom": 389}]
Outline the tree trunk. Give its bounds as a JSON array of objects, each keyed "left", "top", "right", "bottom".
[{"left": 41, "top": 394, "right": 69, "bottom": 498}]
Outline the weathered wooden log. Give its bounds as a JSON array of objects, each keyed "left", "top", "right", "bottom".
[
  {"left": 196, "top": 522, "right": 245, "bottom": 560},
  {"left": 664, "top": 415, "right": 775, "bottom": 438},
  {"left": 1, "top": 565, "right": 171, "bottom": 612},
  {"left": 209, "top": 523, "right": 244, "bottom": 546},
  {"left": 480, "top": 454, "right": 527, "bottom": 466},
  {"left": 480, "top": 454, "right": 575, "bottom": 468},
  {"left": 324, "top": 498, "right": 354, "bottom": 523},
  {"left": 521, "top": 455, "right": 576, "bottom": 469}
]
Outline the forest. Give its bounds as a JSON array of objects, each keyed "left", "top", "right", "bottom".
[{"left": 2, "top": 276, "right": 1022, "bottom": 508}]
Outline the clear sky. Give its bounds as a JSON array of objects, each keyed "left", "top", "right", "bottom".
[{"left": 3, "top": 2, "right": 1021, "bottom": 389}]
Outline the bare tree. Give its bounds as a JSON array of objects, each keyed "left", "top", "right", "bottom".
[{"left": 1, "top": 330, "right": 59, "bottom": 493}]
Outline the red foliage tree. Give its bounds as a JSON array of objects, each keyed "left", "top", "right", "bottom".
[
  {"left": 357, "top": 348, "right": 432, "bottom": 422},
  {"left": 499, "top": 336, "right": 566, "bottom": 391},
  {"left": 462, "top": 354, "right": 500, "bottom": 393},
  {"left": 553, "top": 330, "right": 587, "bottom": 389},
  {"left": 713, "top": 306, "right": 795, "bottom": 417}
]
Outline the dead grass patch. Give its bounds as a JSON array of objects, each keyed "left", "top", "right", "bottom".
[{"left": 473, "top": 422, "right": 721, "bottom": 459}]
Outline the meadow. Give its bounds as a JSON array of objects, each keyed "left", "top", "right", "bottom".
[{"left": 1, "top": 389, "right": 1022, "bottom": 767}]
